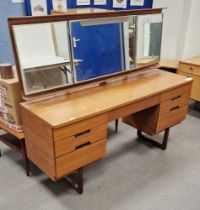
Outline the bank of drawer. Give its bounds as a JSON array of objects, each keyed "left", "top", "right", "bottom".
[
  {"left": 56, "top": 138, "right": 106, "bottom": 178},
  {"left": 179, "top": 63, "right": 200, "bottom": 76},
  {"left": 54, "top": 114, "right": 107, "bottom": 141},
  {"left": 160, "top": 84, "right": 191, "bottom": 102},
  {"left": 178, "top": 71, "right": 200, "bottom": 101},
  {"left": 159, "top": 93, "right": 190, "bottom": 115},
  {"left": 55, "top": 124, "right": 107, "bottom": 157},
  {"left": 156, "top": 105, "right": 188, "bottom": 133}
]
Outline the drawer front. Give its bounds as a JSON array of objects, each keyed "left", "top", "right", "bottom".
[
  {"left": 160, "top": 84, "right": 191, "bottom": 102},
  {"left": 157, "top": 105, "right": 188, "bottom": 132},
  {"left": 56, "top": 138, "right": 106, "bottom": 178},
  {"left": 55, "top": 124, "right": 107, "bottom": 157},
  {"left": 54, "top": 114, "right": 107, "bottom": 141},
  {"left": 159, "top": 92, "right": 190, "bottom": 115},
  {"left": 108, "top": 95, "right": 159, "bottom": 122},
  {"left": 179, "top": 63, "right": 200, "bottom": 76},
  {"left": 178, "top": 72, "right": 200, "bottom": 101}
]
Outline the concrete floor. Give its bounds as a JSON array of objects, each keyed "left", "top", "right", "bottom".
[{"left": 0, "top": 102, "right": 200, "bottom": 210}]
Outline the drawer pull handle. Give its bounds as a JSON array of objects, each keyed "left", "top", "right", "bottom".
[
  {"left": 170, "top": 106, "right": 180, "bottom": 112},
  {"left": 75, "top": 142, "right": 91, "bottom": 150},
  {"left": 75, "top": 129, "right": 91, "bottom": 138},
  {"left": 189, "top": 67, "right": 193, "bottom": 71},
  {"left": 171, "top": 95, "right": 181, "bottom": 101}
]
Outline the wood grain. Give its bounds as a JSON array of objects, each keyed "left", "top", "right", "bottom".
[
  {"left": 178, "top": 63, "right": 200, "bottom": 76},
  {"left": 160, "top": 84, "right": 192, "bottom": 102},
  {"left": 21, "top": 108, "right": 56, "bottom": 178},
  {"left": 156, "top": 105, "right": 188, "bottom": 133},
  {"left": 55, "top": 124, "right": 107, "bottom": 157},
  {"left": 122, "top": 105, "right": 159, "bottom": 135},
  {"left": 108, "top": 95, "right": 159, "bottom": 122},
  {"left": 54, "top": 114, "right": 107, "bottom": 141},
  {"left": 56, "top": 139, "right": 106, "bottom": 179},
  {"left": 21, "top": 70, "right": 192, "bottom": 127},
  {"left": 159, "top": 92, "right": 190, "bottom": 115},
  {"left": 178, "top": 72, "right": 200, "bottom": 101}
]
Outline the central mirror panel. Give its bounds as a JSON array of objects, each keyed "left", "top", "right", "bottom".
[{"left": 69, "top": 16, "right": 136, "bottom": 82}]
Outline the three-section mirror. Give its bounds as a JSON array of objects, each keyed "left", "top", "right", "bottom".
[{"left": 10, "top": 11, "right": 163, "bottom": 96}]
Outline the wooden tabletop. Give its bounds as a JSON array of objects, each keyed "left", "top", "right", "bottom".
[
  {"left": 159, "top": 60, "right": 179, "bottom": 69},
  {"left": 21, "top": 69, "right": 192, "bottom": 128},
  {"left": 180, "top": 55, "right": 200, "bottom": 66}
]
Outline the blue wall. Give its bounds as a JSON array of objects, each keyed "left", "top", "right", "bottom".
[{"left": 0, "top": 0, "right": 25, "bottom": 64}]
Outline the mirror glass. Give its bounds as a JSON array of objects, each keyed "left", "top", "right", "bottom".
[
  {"left": 11, "top": 13, "right": 162, "bottom": 95},
  {"left": 136, "top": 14, "right": 162, "bottom": 68},
  {"left": 13, "top": 21, "right": 73, "bottom": 95},
  {"left": 69, "top": 17, "right": 130, "bottom": 82}
]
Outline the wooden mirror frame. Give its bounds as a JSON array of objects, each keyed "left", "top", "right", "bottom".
[{"left": 8, "top": 8, "right": 164, "bottom": 99}]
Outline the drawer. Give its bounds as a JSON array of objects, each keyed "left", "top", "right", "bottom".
[
  {"left": 178, "top": 72, "right": 200, "bottom": 101},
  {"left": 159, "top": 92, "right": 190, "bottom": 115},
  {"left": 54, "top": 114, "right": 107, "bottom": 141},
  {"left": 178, "top": 63, "right": 200, "bottom": 76},
  {"left": 56, "top": 138, "right": 106, "bottom": 178},
  {"left": 160, "top": 84, "right": 191, "bottom": 102},
  {"left": 55, "top": 124, "right": 107, "bottom": 157},
  {"left": 156, "top": 105, "right": 188, "bottom": 133}
]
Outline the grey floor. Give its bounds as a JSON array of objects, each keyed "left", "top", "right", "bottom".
[{"left": 0, "top": 102, "right": 200, "bottom": 210}]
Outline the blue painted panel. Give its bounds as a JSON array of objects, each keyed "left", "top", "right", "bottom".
[
  {"left": 70, "top": 22, "right": 124, "bottom": 81},
  {"left": 68, "top": 0, "right": 152, "bottom": 10},
  {"left": 0, "top": 0, "right": 25, "bottom": 64}
]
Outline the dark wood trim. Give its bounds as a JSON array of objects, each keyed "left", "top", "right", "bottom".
[
  {"left": 137, "top": 128, "right": 170, "bottom": 150},
  {"left": 8, "top": 8, "right": 164, "bottom": 25}
]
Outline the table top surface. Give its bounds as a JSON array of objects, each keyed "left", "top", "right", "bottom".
[
  {"left": 180, "top": 56, "right": 200, "bottom": 66},
  {"left": 21, "top": 69, "right": 192, "bottom": 128},
  {"left": 159, "top": 60, "right": 179, "bottom": 69}
]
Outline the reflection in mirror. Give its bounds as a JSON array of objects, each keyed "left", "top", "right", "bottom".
[
  {"left": 69, "top": 16, "right": 137, "bottom": 82},
  {"left": 13, "top": 21, "right": 73, "bottom": 95},
  {"left": 136, "top": 14, "right": 162, "bottom": 68}
]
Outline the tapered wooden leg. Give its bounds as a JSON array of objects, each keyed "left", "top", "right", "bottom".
[
  {"left": 115, "top": 119, "right": 119, "bottom": 132},
  {"left": 65, "top": 168, "right": 83, "bottom": 194},
  {"left": 137, "top": 128, "right": 170, "bottom": 150},
  {"left": 21, "top": 139, "right": 30, "bottom": 176}
]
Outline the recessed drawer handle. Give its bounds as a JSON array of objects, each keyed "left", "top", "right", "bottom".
[
  {"left": 75, "top": 142, "right": 91, "bottom": 150},
  {"left": 170, "top": 106, "right": 180, "bottom": 112},
  {"left": 75, "top": 129, "right": 91, "bottom": 138},
  {"left": 171, "top": 95, "right": 181, "bottom": 101}
]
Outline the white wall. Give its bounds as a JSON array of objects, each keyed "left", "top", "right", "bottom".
[
  {"left": 153, "top": 0, "right": 185, "bottom": 59},
  {"left": 153, "top": 0, "right": 200, "bottom": 60},
  {"left": 182, "top": 0, "right": 200, "bottom": 59}
]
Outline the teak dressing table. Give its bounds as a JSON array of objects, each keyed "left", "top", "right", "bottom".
[
  {"left": 20, "top": 69, "right": 192, "bottom": 193},
  {"left": 8, "top": 9, "right": 192, "bottom": 194}
]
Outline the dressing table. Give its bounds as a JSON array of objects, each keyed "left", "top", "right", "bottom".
[{"left": 8, "top": 9, "right": 192, "bottom": 194}]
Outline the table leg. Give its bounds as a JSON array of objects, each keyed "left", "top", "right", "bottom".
[
  {"left": 64, "top": 168, "right": 83, "bottom": 194},
  {"left": 20, "top": 139, "right": 30, "bottom": 176},
  {"left": 137, "top": 128, "right": 170, "bottom": 150},
  {"left": 115, "top": 119, "right": 119, "bottom": 132}
]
